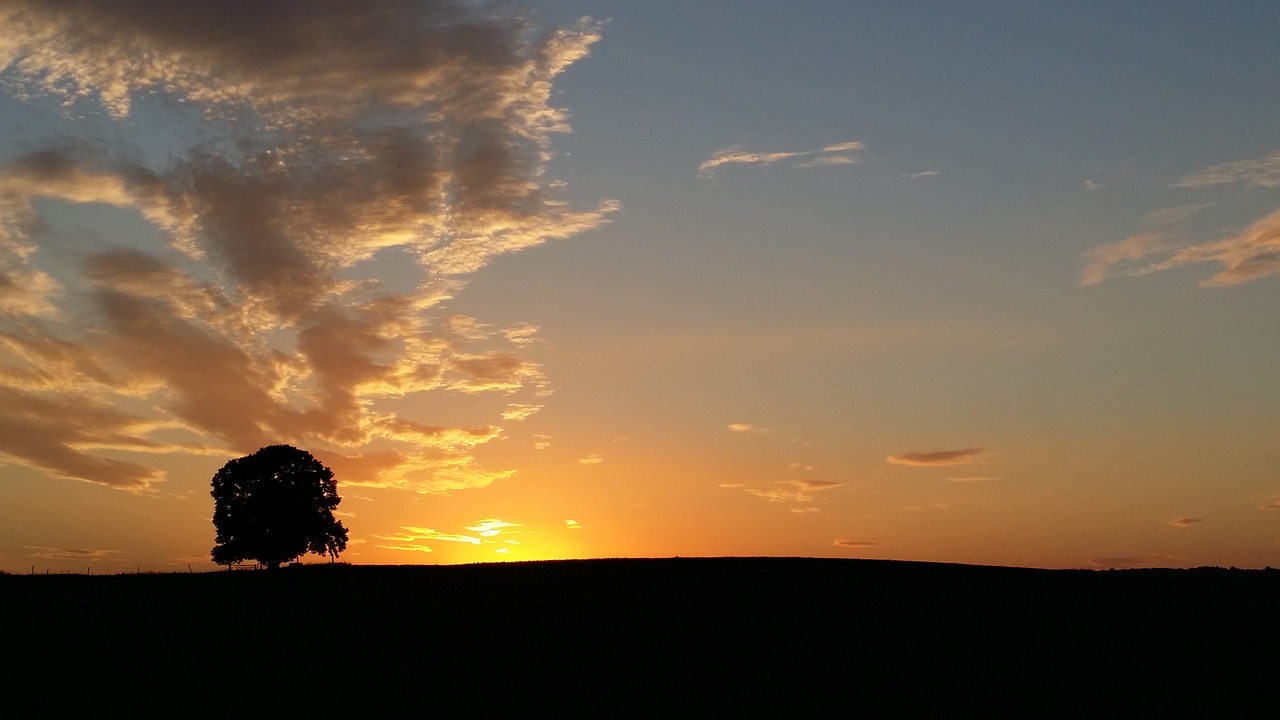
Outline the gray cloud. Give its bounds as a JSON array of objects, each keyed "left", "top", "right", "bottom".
[
  {"left": 887, "top": 447, "right": 983, "bottom": 466},
  {"left": 0, "top": 1, "right": 613, "bottom": 491}
]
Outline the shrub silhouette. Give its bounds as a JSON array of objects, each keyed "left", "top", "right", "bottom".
[{"left": 210, "top": 445, "right": 348, "bottom": 569}]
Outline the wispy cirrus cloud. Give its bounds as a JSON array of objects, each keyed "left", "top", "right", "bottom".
[
  {"left": 743, "top": 479, "right": 842, "bottom": 506},
  {"left": 1173, "top": 151, "right": 1280, "bottom": 189},
  {"left": 887, "top": 447, "right": 984, "bottom": 466},
  {"left": 375, "top": 518, "right": 522, "bottom": 553},
  {"left": 903, "top": 170, "right": 940, "bottom": 179},
  {"left": 833, "top": 539, "right": 879, "bottom": 548},
  {"left": 1082, "top": 208, "right": 1280, "bottom": 287},
  {"left": 698, "top": 140, "right": 863, "bottom": 176},
  {"left": 24, "top": 546, "right": 121, "bottom": 562},
  {"left": 0, "top": 1, "right": 614, "bottom": 492},
  {"left": 1079, "top": 233, "right": 1175, "bottom": 287},
  {"left": 1168, "top": 517, "right": 1203, "bottom": 527},
  {"left": 1139, "top": 203, "right": 1214, "bottom": 228}
]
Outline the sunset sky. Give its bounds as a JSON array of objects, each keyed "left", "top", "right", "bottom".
[{"left": 2, "top": 1, "right": 1279, "bottom": 573}]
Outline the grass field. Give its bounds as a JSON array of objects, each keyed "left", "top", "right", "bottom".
[{"left": 8, "top": 557, "right": 1276, "bottom": 713}]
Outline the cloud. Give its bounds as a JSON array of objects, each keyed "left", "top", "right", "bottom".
[
  {"left": 903, "top": 170, "right": 940, "bottom": 179},
  {"left": 1168, "top": 517, "right": 1203, "bottom": 527},
  {"left": 0, "top": 1, "right": 614, "bottom": 491},
  {"left": 945, "top": 476, "right": 1000, "bottom": 483},
  {"left": 1174, "top": 151, "right": 1280, "bottom": 189},
  {"left": 1139, "top": 204, "right": 1214, "bottom": 228},
  {"left": 374, "top": 526, "right": 482, "bottom": 553},
  {"left": 25, "top": 546, "right": 121, "bottom": 562},
  {"left": 886, "top": 447, "right": 983, "bottom": 466},
  {"left": 1261, "top": 495, "right": 1280, "bottom": 511},
  {"left": 502, "top": 404, "right": 542, "bottom": 421},
  {"left": 577, "top": 454, "right": 604, "bottom": 465},
  {"left": 727, "top": 422, "right": 760, "bottom": 433},
  {"left": 467, "top": 518, "right": 521, "bottom": 537},
  {"left": 791, "top": 479, "right": 842, "bottom": 491},
  {"left": 833, "top": 539, "right": 878, "bottom": 548},
  {"left": 795, "top": 156, "right": 857, "bottom": 168},
  {"left": 564, "top": 519, "right": 581, "bottom": 529},
  {"left": 1085, "top": 208, "right": 1280, "bottom": 287},
  {"left": 698, "top": 139, "right": 863, "bottom": 175},
  {"left": 1079, "top": 233, "right": 1174, "bottom": 287},
  {"left": 744, "top": 479, "right": 841, "bottom": 505},
  {"left": 790, "top": 507, "right": 820, "bottom": 514},
  {"left": 1136, "top": 208, "right": 1280, "bottom": 286},
  {"left": 821, "top": 142, "right": 865, "bottom": 153}
]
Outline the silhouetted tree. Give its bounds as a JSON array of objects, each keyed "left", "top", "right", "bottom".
[{"left": 210, "top": 445, "right": 348, "bottom": 569}]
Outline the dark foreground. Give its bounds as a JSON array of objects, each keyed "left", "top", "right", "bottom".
[{"left": 8, "top": 557, "right": 1278, "bottom": 713}]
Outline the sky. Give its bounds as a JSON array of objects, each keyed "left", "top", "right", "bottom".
[{"left": 1, "top": 0, "right": 1278, "bottom": 573}]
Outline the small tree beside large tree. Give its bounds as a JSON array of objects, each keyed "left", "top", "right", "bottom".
[{"left": 211, "top": 445, "right": 349, "bottom": 569}]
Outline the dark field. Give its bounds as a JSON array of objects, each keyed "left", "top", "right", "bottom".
[{"left": 8, "top": 557, "right": 1277, "bottom": 713}]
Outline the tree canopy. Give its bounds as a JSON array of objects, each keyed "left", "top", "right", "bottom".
[{"left": 210, "top": 445, "right": 348, "bottom": 569}]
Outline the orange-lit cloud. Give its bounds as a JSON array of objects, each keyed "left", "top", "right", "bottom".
[
  {"left": 833, "top": 539, "right": 878, "bottom": 548},
  {"left": 1083, "top": 207, "right": 1280, "bottom": 287},
  {"left": 698, "top": 140, "right": 863, "bottom": 176},
  {"left": 1261, "top": 495, "right": 1280, "bottom": 511},
  {"left": 1080, "top": 233, "right": 1173, "bottom": 287},
  {"left": 946, "top": 476, "right": 1000, "bottom": 483},
  {"left": 502, "top": 404, "right": 543, "bottom": 421},
  {"left": 1168, "top": 517, "right": 1203, "bottom": 527},
  {"left": 1173, "top": 151, "right": 1280, "bottom": 189},
  {"left": 0, "top": 1, "right": 614, "bottom": 492},
  {"left": 577, "top": 455, "right": 604, "bottom": 465},
  {"left": 467, "top": 519, "right": 521, "bottom": 537},
  {"left": 887, "top": 447, "right": 983, "bottom": 466},
  {"left": 1137, "top": 208, "right": 1280, "bottom": 286},
  {"left": 564, "top": 520, "right": 581, "bottom": 529},
  {"left": 727, "top": 422, "right": 759, "bottom": 433}
]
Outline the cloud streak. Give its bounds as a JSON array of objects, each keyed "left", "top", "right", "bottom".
[
  {"left": 833, "top": 539, "right": 878, "bottom": 548},
  {"left": 698, "top": 140, "right": 863, "bottom": 176},
  {"left": 1174, "top": 151, "right": 1280, "bottom": 189},
  {"left": 1081, "top": 208, "right": 1280, "bottom": 287},
  {"left": 887, "top": 447, "right": 983, "bottom": 466},
  {"left": 0, "top": 1, "right": 614, "bottom": 491},
  {"left": 744, "top": 479, "right": 842, "bottom": 505}
]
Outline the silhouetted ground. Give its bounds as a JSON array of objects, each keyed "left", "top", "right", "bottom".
[{"left": 7, "top": 558, "right": 1277, "bottom": 713}]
